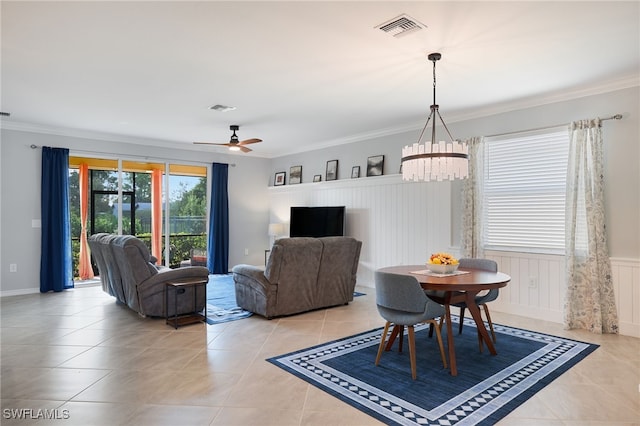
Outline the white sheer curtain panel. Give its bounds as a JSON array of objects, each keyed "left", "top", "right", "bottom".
[
  {"left": 461, "top": 137, "right": 484, "bottom": 258},
  {"left": 564, "top": 118, "right": 618, "bottom": 334}
]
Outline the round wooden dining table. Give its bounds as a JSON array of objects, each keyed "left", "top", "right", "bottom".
[{"left": 377, "top": 265, "right": 511, "bottom": 376}]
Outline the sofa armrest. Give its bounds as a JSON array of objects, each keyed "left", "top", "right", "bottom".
[
  {"left": 231, "top": 264, "right": 270, "bottom": 285},
  {"left": 137, "top": 266, "right": 209, "bottom": 298}
]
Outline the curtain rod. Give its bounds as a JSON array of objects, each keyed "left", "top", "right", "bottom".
[
  {"left": 28, "top": 144, "right": 236, "bottom": 167},
  {"left": 483, "top": 113, "right": 623, "bottom": 139}
]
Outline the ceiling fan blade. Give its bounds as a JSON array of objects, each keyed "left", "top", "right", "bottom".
[
  {"left": 238, "top": 138, "right": 262, "bottom": 145},
  {"left": 239, "top": 145, "right": 252, "bottom": 153},
  {"left": 193, "top": 141, "right": 229, "bottom": 146}
]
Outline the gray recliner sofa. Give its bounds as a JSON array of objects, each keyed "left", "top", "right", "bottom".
[
  {"left": 232, "top": 237, "right": 362, "bottom": 319},
  {"left": 88, "top": 233, "right": 209, "bottom": 317}
]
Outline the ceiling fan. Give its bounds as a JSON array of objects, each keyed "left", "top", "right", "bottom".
[{"left": 194, "top": 125, "right": 262, "bottom": 153}]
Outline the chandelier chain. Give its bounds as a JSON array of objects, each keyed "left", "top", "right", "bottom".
[{"left": 432, "top": 57, "right": 437, "bottom": 106}]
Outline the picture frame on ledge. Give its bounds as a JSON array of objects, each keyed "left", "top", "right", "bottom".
[
  {"left": 290, "top": 165, "right": 302, "bottom": 184},
  {"left": 274, "top": 171, "right": 286, "bottom": 186},
  {"left": 351, "top": 166, "right": 360, "bottom": 178},
  {"left": 367, "top": 155, "right": 384, "bottom": 177},
  {"left": 313, "top": 175, "right": 322, "bottom": 182},
  {"left": 326, "top": 159, "right": 338, "bottom": 181}
]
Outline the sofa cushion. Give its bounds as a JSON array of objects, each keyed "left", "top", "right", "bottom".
[
  {"left": 268, "top": 237, "right": 323, "bottom": 316},
  {"left": 316, "top": 237, "right": 362, "bottom": 307}
]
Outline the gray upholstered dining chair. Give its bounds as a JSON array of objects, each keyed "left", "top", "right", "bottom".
[
  {"left": 454, "top": 258, "right": 499, "bottom": 345},
  {"left": 374, "top": 270, "right": 447, "bottom": 380}
]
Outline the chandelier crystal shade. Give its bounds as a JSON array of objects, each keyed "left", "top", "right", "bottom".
[{"left": 401, "top": 53, "right": 469, "bottom": 182}]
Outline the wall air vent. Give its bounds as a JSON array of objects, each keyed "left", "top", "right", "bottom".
[{"left": 375, "top": 14, "right": 426, "bottom": 38}]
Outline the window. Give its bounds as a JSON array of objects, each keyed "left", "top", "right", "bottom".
[{"left": 483, "top": 127, "right": 569, "bottom": 254}]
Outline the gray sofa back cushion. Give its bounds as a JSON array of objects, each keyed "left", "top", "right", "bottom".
[
  {"left": 87, "top": 232, "right": 111, "bottom": 296},
  {"left": 267, "top": 237, "right": 323, "bottom": 315},
  {"left": 316, "top": 236, "right": 362, "bottom": 306},
  {"left": 112, "top": 235, "right": 166, "bottom": 312},
  {"left": 92, "top": 233, "right": 127, "bottom": 303}
]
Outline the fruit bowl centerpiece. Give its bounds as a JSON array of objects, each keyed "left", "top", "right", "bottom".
[{"left": 427, "top": 252, "right": 459, "bottom": 274}]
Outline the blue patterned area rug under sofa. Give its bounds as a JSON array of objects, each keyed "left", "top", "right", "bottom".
[
  {"left": 268, "top": 319, "right": 598, "bottom": 426},
  {"left": 205, "top": 274, "right": 365, "bottom": 325},
  {"left": 205, "top": 274, "right": 253, "bottom": 324}
]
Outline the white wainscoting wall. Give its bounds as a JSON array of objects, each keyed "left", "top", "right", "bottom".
[
  {"left": 485, "top": 253, "right": 639, "bottom": 338},
  {"left": 269, "top": 174, "right": 453, "bottom": 290},
  {"left": 268, "top": 176, "right": 640, "bottom": 338},
  {"left": 610, "top": 257, "right": 640, "bottom": 337}
]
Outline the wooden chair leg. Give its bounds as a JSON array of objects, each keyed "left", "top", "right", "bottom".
[
  {"left": 476, "top": 304, "right": 496, "bottom": 352},
  {"left": 408, "top": 325, "right": 417, "bottom": 380},
  {"left": 385, "top": 324, "right": 401, "bottom": 351},
  {"left": 375, "top": 322, "right": 391, "bottom": 366},
  {"left": 398, "top": 325, "right": 404, "bottom": 353},
  {"left": 483, "top": 304, "right": 496, "bottom": 342},
  {"left": 475, "top": 304, "right": 485, "bottom": 352},
  {"left": 430, "top": 319, "right": 448, "bottom": 369},
  {"left": 458, "top": 306, "right": 466, "bottom": 334}
]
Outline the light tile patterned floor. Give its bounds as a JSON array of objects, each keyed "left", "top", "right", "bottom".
[{"left": 1, "top": 284, "right": 638, "bottom": 425}]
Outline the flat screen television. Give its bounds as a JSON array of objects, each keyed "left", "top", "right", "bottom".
[{"left": 289, "top": 206, "right": 345, "bottom": 238}]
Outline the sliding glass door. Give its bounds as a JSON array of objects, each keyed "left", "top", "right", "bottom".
[{"left": 68, "top": 157, "right": 208, "bottom": 278}]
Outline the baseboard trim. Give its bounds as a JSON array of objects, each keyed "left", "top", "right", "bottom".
[
  {"left": 0, "top": 287, "right": 40, "bottom": 297},
  {"left": 619, "top": 322, "right": 640, "bottom": 338}
]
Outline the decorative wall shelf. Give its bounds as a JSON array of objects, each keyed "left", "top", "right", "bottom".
[{"left": 268, "top": 173, "right": 407, "bottom": 191}]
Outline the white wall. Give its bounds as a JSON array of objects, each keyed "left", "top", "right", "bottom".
[
  {"left": 0, "top": 129, "right": 271, "bottom": 295},
  {"left": 267, "top": 86, "right": 640, "bottom": 337},
  {"left": 269, "top": 175, "right": 454, "bottom": 286}
]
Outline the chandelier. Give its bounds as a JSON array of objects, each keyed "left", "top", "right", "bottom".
[{"left": 401, "top": 53, "right": 468, "bottom": 182}]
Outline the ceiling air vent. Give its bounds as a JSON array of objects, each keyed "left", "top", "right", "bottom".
[
  {"left": 209, "top": 104, "right": 236, "bottom": 112},
  {"left": 376, "top": 14, "right": 426, "bottom": 38}
]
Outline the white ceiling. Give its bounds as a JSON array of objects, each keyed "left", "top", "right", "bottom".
[{"left": 1, "top": 1, "right": 638, "bottom": 158}]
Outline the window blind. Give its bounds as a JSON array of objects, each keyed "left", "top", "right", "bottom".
[{"left": 483, "top": 127, "right": 569, "bottom": 254}]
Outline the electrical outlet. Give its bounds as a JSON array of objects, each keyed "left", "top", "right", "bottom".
[
  {"left": 528, "top": 277, "right": 537, "bottom": 289},
  {"left": 244, "top": 248, "right": 249, "bottom": 256},
  {"left": 9, "top": 264, "right": 17, "bottom": 273}
]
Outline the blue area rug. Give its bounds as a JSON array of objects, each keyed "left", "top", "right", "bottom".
[
  {"left": 205, "top": 274, "right": 365, "bottom": 324},
  {"left": 268, "top": 318, "right": 598, "bottom": 425},
  {"left": 205, "top": 274, "right": 253, "bottom": 324}
]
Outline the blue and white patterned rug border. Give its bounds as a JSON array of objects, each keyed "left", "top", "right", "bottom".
[{"left": 267, "top": 317, "right": 599, "bottom": 426}]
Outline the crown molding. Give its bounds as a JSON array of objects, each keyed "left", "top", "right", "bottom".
[
  {"left": 0, "top": 120, "right": 272, "bottom": 158},
  {"left": 270, "top": 74, "right": 639, "bottom": 158},
  {"left": 445, "top": 73, "right": 640, "bottom": 124},
  {"left": 0, "top": 120, "right": 184, "bottom": 149},
  {"left": 2, "top": 74, "right": 637, "bottom": 159}
]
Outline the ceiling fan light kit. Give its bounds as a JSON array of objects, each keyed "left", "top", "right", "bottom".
[{"left": 193, "top": 124, "right": 262, "bottom": 153}]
